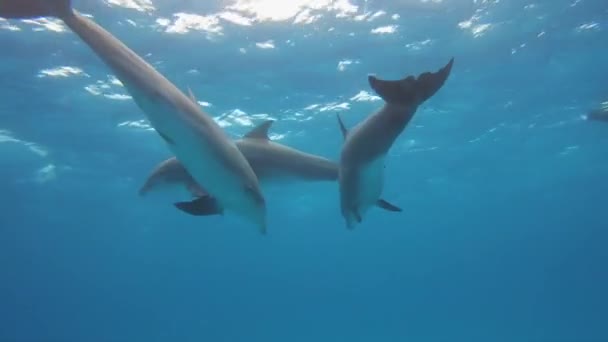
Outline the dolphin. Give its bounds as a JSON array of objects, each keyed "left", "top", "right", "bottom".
[
  {"left": 584, "top": 101, "right": 608, "bottom": 122},
  {"left": 139, "top": 120, "right": 402, "bottom": 216},
  {"left": 0, "top": 0, "right": 267, "bottom": 233},
  {"left": 336, "top": 58, "right": 454, "bottom": 229}
]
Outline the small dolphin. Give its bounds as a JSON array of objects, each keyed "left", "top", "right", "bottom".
[
  {"left": 0, "top": 0, "right": 267, "bottom": 233},
  {"left": 584, "top": 102, "right": 608, "bottom": 122},
  {"left": 337, "top": 58, "right": 454, "bottom": 229},
  {"left": 140, "top": 120, "right": 402, "bottom": 216}
]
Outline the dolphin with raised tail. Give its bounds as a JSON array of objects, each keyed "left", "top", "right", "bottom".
[
  {"left": 337, "top": 58, "right": 454, "bottom": 229},
  {"left": 140, "top": 120, "right": 402, "bottom": 217},
  {"left": 0, "top": 0, "right": 268, "bottom": 233}
]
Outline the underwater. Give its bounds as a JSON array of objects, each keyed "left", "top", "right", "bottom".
[{"left": 1, "top": 0, "right": 607, "bottom": 341}]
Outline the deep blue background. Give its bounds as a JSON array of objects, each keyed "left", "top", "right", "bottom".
[{"left": 1, "top": 0, "right": 608, "bottom": 341}]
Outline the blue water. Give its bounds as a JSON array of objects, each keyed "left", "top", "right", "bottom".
[{"left": 1, "top": 0, "right": 607, "bottom": 341}]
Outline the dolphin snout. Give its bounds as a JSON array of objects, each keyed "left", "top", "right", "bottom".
[
  {"left": 245, "top": 184, "right": 265, "bottom": 206},
  {"left": 242, "top": 184, "right": 267, "bottom": 234}
]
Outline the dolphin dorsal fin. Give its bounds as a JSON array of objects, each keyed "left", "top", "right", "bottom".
[
  {"left": 337, "top": 113, "right": 348, "bottom": 140},
  {"left": 244, "top": 120, "right": 274, "bottom": 140},
  {"left": 187, "top": 87, "right": 197, "bottom": 104}
]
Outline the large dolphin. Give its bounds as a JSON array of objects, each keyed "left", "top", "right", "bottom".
[
  {"left": 337, "top": 58, "right": 454, "bottom": 229},
  {"left": 0, "top": 0, "right": 267, "bottom": 233},
  {"left": 140, "top": 120, "right": 402, "bottom": 216}
]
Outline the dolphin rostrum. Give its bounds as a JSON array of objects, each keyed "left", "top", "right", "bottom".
[
  {"left": 0, "top": 0, "right": 267, "bottom": 233},
  {"left": 140, "top": 120, "right": 402, "bottom": 216},
  {"left": 337, "top": 58, "right": 454, "bottom": 229}
]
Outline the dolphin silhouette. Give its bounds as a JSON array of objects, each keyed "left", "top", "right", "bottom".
[
  {"left": 337, "top": 58, "right": 454, "bottom": 229},
  {"left": 0, "top": 0, "right": 268, "bottom": 233},
  {"left": 140, "top": 120, "right": 402, "bottom": 216},
  {"left": 585, "top": 101, "right": 608, "bottom": 122}
]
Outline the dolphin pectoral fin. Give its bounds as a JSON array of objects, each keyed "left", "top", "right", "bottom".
[
  {"left": 368, "top": 57, "right": 454, "bottom": 106},
  {"left": 244, "top": 120, "right": 274, "bottom": 140},
  {"left": 376, "top": 199, "right": 402, "bottom": 212},
  {"left": 336, "top": 113, "right": 348, "bottom": 139},
  {"left": 174, "top": 196, "right": 224, "bottom": 217}
]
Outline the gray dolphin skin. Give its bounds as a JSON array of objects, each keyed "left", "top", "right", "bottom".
[
  {"left": 0, "top": 0, "right": 268, "bottom": 233},
  {"left": 140, "top": 120, "right": 402, "bottom": 217},
  {"left": 337, "top": 58, "right": 454, "bottom": 229}
]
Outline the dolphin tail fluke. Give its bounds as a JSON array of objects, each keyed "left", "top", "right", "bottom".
[
  {"left": 0, "top": 0, "right": 72, "bottom": 19},
  {"left": 368, "top": 57, "right": 454, "bottom": 106},
  {"left": 174, "top": 196, "right": 224, "bottom": 217}
]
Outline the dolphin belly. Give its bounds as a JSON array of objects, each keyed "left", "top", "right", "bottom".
[
  {"left": 357, "top": 156, "right": 386, "bottom": 214},
  {"left": 340, "top": 155, "right": 385, "bottom": 228}
]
